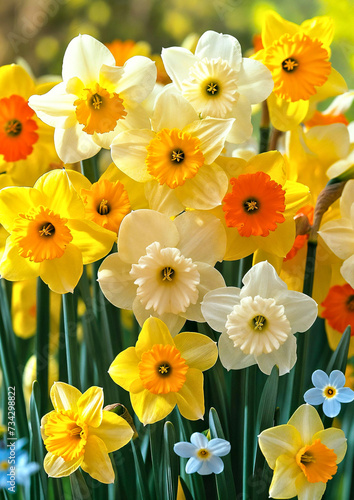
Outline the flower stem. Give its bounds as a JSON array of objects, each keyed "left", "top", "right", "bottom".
[
  {"left": 62, "top": 293, "right": 80, "bottom": 389},
  {"left": 36, "top": 277, "right": 50, "bottom": 416}
]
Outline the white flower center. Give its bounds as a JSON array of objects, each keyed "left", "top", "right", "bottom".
[
  {"left": 225, "top": 295, "right": 291, "bottom": 356},
  {"left": 181, "top": 57, "right": 239, "bottom": 118},
  {"left": 130, "top": 241, "right": 200, "bottom": 315}
]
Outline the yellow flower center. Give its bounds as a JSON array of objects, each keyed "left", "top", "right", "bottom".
[
  {"left": 263, "top": 32, "right": 331, "bottom": 102},
  {"left": 44, "top": 410, "right": 88, "bottom": 462},
  {"left": 145, "top": 128, "right": 205, "bottom": 189},
  {"left": 296, "top": 439, "right": 337, "bottom": 483},
  {"left": 197, "top": 448, "right": 211, "bottom": 459},
  {"left": 138, "top": 344, "right": 189, "bottom": 394},
  {"left": 74, "top": 83, "right": 127, "bottom": 135},
  {"left": 12, "top": 206, "right": 73, "bottom": 262},
  {"left": 206, "top": 82, "right": 219, "bottom": 95},
  {"left": 81, "top": 179, "right": 130, "bottom": 233},
  {"left": 323, "top": 386, "right": 337, "bottom": 398},
  {"left": 0, "top": 460, "right": 8, "bottom": 471}
]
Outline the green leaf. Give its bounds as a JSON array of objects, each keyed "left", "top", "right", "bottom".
[
  {"left": 69, "top": 469, "right": 91, "bottom": 500},
  {"left": 209, "top": 408, "right": 236, "bottom": 500},
  {"left": 30, "top": 381, "right": 47, "bottom": 500},
  {"left": 36, "top": 277, "right": 50, "bottom": 417},
  {"left": 62, "top": 293, "right": 81, "bottom": 389},
  {"left": 326, "top": 326, "right": 351, "bottom": 374},
  {"left": 131, "top": 439, "right": 151, "bottom": 500},
  {"left": 163, "top": 421, "right": 179, "bottom": 500},
  {"left": 149, "top": 420, "right": 164, "bottom": 500},
  {"left": 178, "top": 476, "right": 194, "bottom": 500}
]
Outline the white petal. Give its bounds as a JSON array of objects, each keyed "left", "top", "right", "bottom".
[
  {"left": 225, "top": 94, "right": 253, "bottom": 144},
  {"left": 312, "top": 369, "right": 329, "bottom": 388},
  {"left": 323, "top": 398, "right": 341, "bottom": 418},
  {"left": 117, "top": 209, "right": 179, "bottom": 264},
  {"left": 190, "top": 432, "right": 209, "bottom": 448},
  {"left": 218, "top": 332, "right": 256, "bottom": 370},
  {"left": 97, "top": 253, "right": 136, "bottom": 309},
  {"left": 325, "top": 90, "right": 354, "bottom": 115},
  {"left": 207, "top": 438, "right": 231, "bottom": 457},
  {"left": 240, "top": 261, "right": 288, "bottom": 300},
  {"left": 255, "top": 335, "right": 297, "bottom": 376},
  {"left": 340, "top": 179, "right": 354, "bottom": 220},
  {"left": 113, "top": 56, "right": 157, "bottom": 103},
  {"left": 203, "top": 455, "right": 224, "bottom": 474},
  {"left": 201, "top": 287, "right": 240, "bottom": 333},
  {"left": 185, "top": 457, "right": 203, "bottom": 474},
  {"left": 111, "top": 129, "right": 155, "bottom": 182},
  {"left": 195, "top": 31, "right": 242, "bottom": 71},
  {"left": 28, "top": 82, "right": 76, "bottom": 128},
  {"left": 341, "top": 254, "right": 354, "bottom": 288},
  {"left": 237, "top": 58, "right": 273, "bottom": 104},
  {"left": 174, "top": 211, "right": 226, "bottom": 265},
  {"left": 62, "top": 34, "right": 115, "bottom": 84},
  {"left": 184, "top": 118, "right": 234, "bottom": 164},
  {"left": 132, "top": 297, "right": 186, "bottom": 336},
  {"left": 303, "top": 388, "right": 325, "bottom": 405},
  {"left": 161, "top": 47, "right": 197, "bottom": 91},
  {"left": 144, "top": 181, "right": 185, "bottom": 216},
  {"left": 152, "top": 85, "right": 199, "bottom": 131},
  {"left": 281, "top": 291, "right": 318, "bottom": 334},
  {"left": 329, "top": 370, "right": 346, "bottom": 388},
  {"left": 173, "top": 442, "right": 196, "bottom": 458},
  {"left": 319, "top": 219, "right": 354, "bottom": 260},
  {"left": 54, "top": 123, "right": 101, "bottom": 164}
]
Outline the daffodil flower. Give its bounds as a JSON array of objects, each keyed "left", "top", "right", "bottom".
[
  {"left": 41, "top": 382, "right": 134, "bottom": 483},
  {"left": 161, "top": 30, "right": 273, "bottom": 144},
  {"left": 0, "top": 169, "right": 116, "bottom": 293},
  {"left": 0, "top": 64, "right": 64, "bottom": 189},
  {"left": 201, "top": 261, "right": 318, "bottom": 375},
  {"left": 98, "top": 208, "right": 226, "bottom": 335},
  {"left": 215, "top": 151, "right": 310, "bottom": 260},
  {"left": 319, "top": 179, "right": 354, "bottom": 288},
  {"left": 28, "top": 34, "right": 157, "bottom": 163},
  {"left": 111, "top": 86, "right": 234, "bottom": 213},
  {"left": 255, "top": 11, "right": 348, "bottom": 131},
  {"left": 258, "top": 404, "right": 347, "bottom": 499},
  {"left": 109, "top": 317, "right": 218, "bottom": 425},
  {"left": 304, "top": 370, "right": 354, "bottom": 417},
  {"left": 174, "top": 432, "right": 231, "bottom": 475}
]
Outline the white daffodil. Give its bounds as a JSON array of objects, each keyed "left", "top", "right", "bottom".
[
  {"left": 161, "top": 30, "right": 273, "bottom": 144},
  {"left": 111, "top": 86, "right": 234, "bottom": 213},
  {"left": 201, "top": 261, "right": 318, "bottom": 375},
  {"left": 319, "top": 180, "right": 354, "bottom": 288},
  {"left": 28, "top": 34, "right": 157, "bottom": 163},
  {"left": 98, "top": 209, "right": 226, "bottom": 335}
]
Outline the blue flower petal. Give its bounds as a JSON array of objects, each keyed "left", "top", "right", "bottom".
[
  {"left": 336, "top": 387, "right": 354, "bottom": 403},
  {"left": 186, "top": 457, "right": 203, "bottom": 474},
  {"left": 304, "top": 388, "right": 325, "bottom": 405},
  {"left": 174, "top": 442, "right": 197, "bottom": 458},
  {"left": 312, "top": 369, "right": 329, "bottom": 389},
  {"left": 323, "top": 397, "right": 341, "bottom": 418},
  {"left": 190, "top": 432, "right": 209, "bottom": 449},
  {"left": 208, "top": 438, "right": 231, "bottom": 457},
  {"left": 329, "top": 370, "right": 346, "bottom": 388}
]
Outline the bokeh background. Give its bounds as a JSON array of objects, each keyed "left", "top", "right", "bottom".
[{"left": 0, "top": 0, "right": 353, "bottom": 88}]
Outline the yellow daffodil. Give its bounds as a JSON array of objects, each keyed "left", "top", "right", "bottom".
[
  {"left": 202, "top": 261, "right": 317, "bottom": 375},
  {"left": 258, "top": 404, "right": 347, "bottom": 499},
  {"left": 305, "top": 90, "right": 354, "bottom": 129},
  {"left": 41, "top": 382, "right": 134, "bottom": 483},
  {"left": 319, "top": 179, "right": 354, "bottom": 288},
  {"left": 28, "top": 34, "right": 157, "bottom": 163},
  {"left": 214, "top": 151, "right": 310, "bottom": 260},
  {"left": 111, "top": 86, "right": 234, "bottom": 213},
  {"left": 23, "top": 354, "right": 58, "bottom": 411},
  {"left": 109, "top": 317, "right": 218, "bottom": 425},
  {"left": 0, "top": 169, "right": 116, "bottom": 293},
  {"left": 0, "top": 64, "right": 64, "bottom": 189},
  {"left": 161, "top": 30, "right": 273, "bottom": 144},
  {"left": 255, "top": 11, "right": 348, "bottom": 131},
  {"left": 67, "top": 163, "right": 148, "bottom": 235},
  {"left": 98, "top": 209, "right": 226, "bottom": 335}
]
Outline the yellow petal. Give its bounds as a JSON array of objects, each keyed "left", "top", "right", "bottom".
[
  {"left": 0, "top": 187, "right": 42, "bottom": 233},
  {"left": 81, "top": 435, "right": 115, "bottom": 484},
  {"left": 312, "top": 428, "right": 347, "bottom": 464},
  {"left": 175, "top": 368, "right": 204, "bottom": 420},
  {"left": 295, "top": 474, "right": 326, "bottom": 500},
  {"left": 0, "top": 64, "right": 35, "bottom": 98},
  {"left": 258, "top": 424, "right": 302, "bottom": 469},
  {"left": 244, "top": 151, "right": 287, "bottom": 186},
  {"left": 254, "top": 217, "right": 296, "bottom": 258},
  {"left": 311, "top": 68, "right": 348, "bottom": 104},
  {"left": 44, "top": 452, "right": 83, "bottom": 478},
  {"left": 253, "top": 250, "right": 283, "bottom": 275},
  {"left": 267, "top": 93, "right": 309, "bottom": 132},
  {"left": 50, "top": 382, "right": 82, "bottom": 412},
  {"left": 287, "top": 404, "right": 323, "bottom": 445},
  {"left": 77, "top": 387, "right": 103, "bottom": 428},
  {"left": 130, "top": 387, "right": 176, "bottom": 425},
  {"left": 68, "top": 219, "right": 115, "bottom": 265},
  {"left": 0, "top": 238, "right": 39, "bottom": 281},
  {"left": 284, "top": 180, "right": 311, "bottom": 217},
  {"left": 262, "top": 11, "right": 299, "bottom": 48},
  {"left": 66, "top": 169, "right": 92, "bottom": 192},
  {"left": 301, "top": 16, "right": 334, "bottom": 49},
  {"left": 174, "top": 332, "right": 218, "bottom": 371},
  {"left": 109, "top": 346, "right": 140, "bottom": 391},
  {"left": 40, "top": 244, "right": 83, "bottom": 294},
  {"left": 135, "top": 317, "right": 175, "bottom": 358},
  {"left": 90, "top": 411, "right": 134, "bottom": 453},
  {"left": 269, "top": 454, "right": 302, "bottom": 499}
]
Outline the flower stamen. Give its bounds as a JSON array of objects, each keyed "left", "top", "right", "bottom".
[
  {"left": 162, "top": 267, "right": 174, "bottom": 281},
  {"left": 206, "top": 82, "right": 219, "bottom": 95},
  {"left": 282, "top": 58, "right": 298, "bottom": 72}
]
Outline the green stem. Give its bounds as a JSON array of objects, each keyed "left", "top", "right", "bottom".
[
  {"left": 36, "top": 278, "right": 50, "bottom": 416},
  {"left": 237, "top": 254, "right": 253, "bottom": 287},
  {"left": 80, "top": 156, "right": 99, "bottom": 184},
  {"left": 62, "top": 293, "right": 80, "bottom": 389},
  {"left": 242, "top": 365, "right": 257, "bottom": 499}
]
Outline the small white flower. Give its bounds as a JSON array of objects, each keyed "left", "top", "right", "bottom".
[
  {"left": 174, "top": 432, "right": 231, "bottom": 475},
  {"left": 201, "top": 261, "right": 318, "bottom": 375},
  {"left": 304, "top": 369, "right": 354, "bottom": 417}
]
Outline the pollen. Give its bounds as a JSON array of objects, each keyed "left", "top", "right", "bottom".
[
  {"left": 222, "top": 172, "right": 286, "bottom": 237},
  {"left": 74, "top": 83, "right": 127, "bottom": 135},
  {"left": 206, "top": 82, "right": 219, "bottom": 95},
  {"left": 146, "top": 128, "right": 205, "bottom": 189},
  {"left": 138, "top": 344, "right": 189, "bottom": 394},
  {"left": 296, "top": 439, "right": 337, "bottom": 483},
  {"left": 281, "top": 58, "right": 298, "bottom": 72}
]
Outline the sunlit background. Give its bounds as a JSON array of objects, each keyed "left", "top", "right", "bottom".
[{"left": 1, "top": 0, "right": 353, "bottom": 88}]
